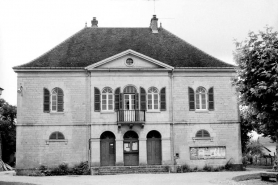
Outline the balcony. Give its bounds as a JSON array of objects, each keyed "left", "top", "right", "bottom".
[{"left": 117, "top": 110, "right": 146, "bottom": 129}]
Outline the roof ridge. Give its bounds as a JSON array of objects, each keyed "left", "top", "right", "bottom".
[
  {"left": 161, "top": 28, "right": 235, "bottom": 67},
  {"left": 13, "top": 27, "right": 88, "bottom": 69}
]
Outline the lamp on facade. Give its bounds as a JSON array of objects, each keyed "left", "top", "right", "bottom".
[{"left": 17, "top": 86, "right": 23, "bottom": 96}]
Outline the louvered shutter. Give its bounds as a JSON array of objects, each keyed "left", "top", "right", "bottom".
[
  {"left": 119, "top": 93, "right": 124, "bottom": 110},
  {"left": 43, "top": 88, "right": 50, "bottom": 112},
  {"left": 94, "top": 87, "right": 100, "bottom": 112},
  {"left": 140, "top": 87, "right": 146, "bottom": 110},
  {"left": 57, "top": 88, "right": 64, "bottom": 112},
  {"left": 114, "top": 87, "right": 120, "bottom": 110},
  {"left": 188, "top": 87, "right": 195, "bottom": 111},
  {"left": 160, "top": 87, "right": 166, "bottom": 111},
  {"left": 135, "top": 93, "right": 139, "bottom": 110},
  {"left": 208, "top": 87, "right": 214, "bottom": 111}
]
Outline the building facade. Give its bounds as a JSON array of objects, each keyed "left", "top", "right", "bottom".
[{"left": 14, "top": 16, "right": 242, "bottom": 170}]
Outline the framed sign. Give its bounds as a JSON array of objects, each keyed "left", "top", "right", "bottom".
[{"left": 190, "top": 146, "right": 226, "bottom": 160}]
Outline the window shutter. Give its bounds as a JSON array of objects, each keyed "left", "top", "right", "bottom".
[
  {"left": 114, "top": 87, "right": 120, "bottom": 110},
  {"left": 135, "top": 93, "right": 139, "bottom": 110},
  {"left": 57, "top": 88, "right": 64, "bottom": 112},
  {"left": 43, "top": 88, "right": 50, "bottom": 112},
  {"left": 94, "top": 87, "right": 100, "bottom": 112},
  {"left": 208, "top": 87, "right": 214, "bottom": 110},
  {"left": 140, "top": 87, "right": 146, "bottom": 110},
  {"left": 188, "top": 87, "right": 195, "bottom": 111},
  {"left": 160, "top": 87, "right": 166, "bottom": 111},
  {"left": 119, "top": 93, "right": 124, "bottom": 110}
]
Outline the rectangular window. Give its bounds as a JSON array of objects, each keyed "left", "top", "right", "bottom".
[
  {"left": 196, "top": 95, "right": 200, "bottom": 109},
  {"left": 148, "top": 94, "right": 152, "bottom": 109},
  {"left": 52, "top": 95, "right": 57, "bottom": 111},
  {"left": 102, "top": 94, "right": 107, "bottom": 110}
]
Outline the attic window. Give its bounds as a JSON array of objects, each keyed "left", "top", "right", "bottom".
[{"left": 125, "top": 58, "right": 134, "bottom": 66}]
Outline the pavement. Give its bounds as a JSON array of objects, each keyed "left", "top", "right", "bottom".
[{"left": 0, "top": 170, "right": 268, "bottom": 185}]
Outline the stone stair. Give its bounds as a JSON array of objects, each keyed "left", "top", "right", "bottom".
[{"left": 92, "top": 165, "right": 170, "bottom": 175}]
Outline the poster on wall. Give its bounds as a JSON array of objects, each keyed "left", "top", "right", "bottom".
[{"left": 190, "top": 146, "right": 226, "bottom": 160}]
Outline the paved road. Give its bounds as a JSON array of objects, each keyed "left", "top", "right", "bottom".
[{"left": 0, "top": 171, "right": 268, "bottom": 185}]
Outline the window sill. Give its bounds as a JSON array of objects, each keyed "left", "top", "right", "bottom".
[
  {"left": 46, "top": 139, "right": 68, "bottom": 145},
  {"left": 195, "top": 110, "right": 209, "bottom": 113},
  {"left": 146, "top": 110, "right": 161, "bottom": 113},
  {"left": 50, "top": 112, "right": 64, "bottom": 114},
  {"left": 192, "top": 137, "right": 213, "bottom": 142},
  {"left": 100, "top": 111, "right": 115, "bottom": 114}
]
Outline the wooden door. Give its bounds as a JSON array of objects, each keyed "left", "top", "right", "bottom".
[
  {"left": 100, "top": 139, "right": 115, "bottom": 166},
  {"left": 147, "top": 138, "right": 162, "bottom": 165},
  {"left": 123, "top": 140, "right": 139, "bottom": 166}
]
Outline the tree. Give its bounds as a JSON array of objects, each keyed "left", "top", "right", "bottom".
[
  {"left": 0, "top": 99, "right": 16, "bottom": 165},
  {"left": 233, "top": 27, "right": 278, "bottom": 160},
  {"left": 240, "top": 115, "right": 253, "bottom": 154}
]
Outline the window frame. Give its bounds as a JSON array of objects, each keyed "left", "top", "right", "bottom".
[
  {"left": 50, "top": 87, "right": 64, "bottom": 113},
  {"left": 195, "top": 87, "right": 207, "bottom": 110},
  {"left": 147, "top": 87, "right": 159, "bottom": 111},
  {"left": 192, "top": 129, "right": 213, "bottom": 142},
  {"left": 101, "top": 87, "right": 114, "bottom": 112},
  {"left": 46, "top": 131, "right": 68, "bottom": 145}
]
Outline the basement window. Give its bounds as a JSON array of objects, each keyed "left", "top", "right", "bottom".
[
  {"left": 46, "top": 131, "right": 68, "bottom": 145},
  {"left": 192, "top": 129, "right": 213, "bottom": 142}
]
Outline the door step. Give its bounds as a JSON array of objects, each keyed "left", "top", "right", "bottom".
[{"left": 91, "top": 165, "right": 170, "bottom": 175}]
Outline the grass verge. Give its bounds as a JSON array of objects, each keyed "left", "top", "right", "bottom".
[{"left": 232, "top": 173, "right": 261, "bottom": 182}]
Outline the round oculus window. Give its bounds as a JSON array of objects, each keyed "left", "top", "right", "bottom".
[{"left": 125, "top": 58, "right": 134, "bottom": 66}]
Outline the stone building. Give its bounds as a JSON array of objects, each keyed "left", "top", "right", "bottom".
[{"left": 13, "top": 16, "right": 242, "bottom": 172}]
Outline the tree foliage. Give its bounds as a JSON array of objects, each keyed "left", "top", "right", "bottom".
[
  {"left": 233, "top": 27, "right": 278, "bottom": 141},
  {"left": 245, "top": 140, "right": 264, "bottom": 156},
  {"left": 0, "top": 98, "right": 16, "bottom": 165}
]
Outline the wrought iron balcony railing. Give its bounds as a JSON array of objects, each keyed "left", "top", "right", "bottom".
[{"left": 117, "top": 110, "right": 146, "bottom": 129}]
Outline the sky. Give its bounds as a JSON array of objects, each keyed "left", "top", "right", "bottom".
[{"left": 0, "top": 0, "right": 278, "bottom": 106}]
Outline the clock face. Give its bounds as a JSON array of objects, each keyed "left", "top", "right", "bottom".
[{"left": 125, "top": 58, "right": 134, "bottom": 66}]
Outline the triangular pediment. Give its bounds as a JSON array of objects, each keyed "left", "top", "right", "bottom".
[{"left": 85, "top": 49, "right": 174, "bottom": 70}]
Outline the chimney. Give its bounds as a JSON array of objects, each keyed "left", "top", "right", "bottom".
[
  {"left": 150, "top": 15, "right": 158, "bottom": 33},
  {"left": 91, "top": 17, "right": 98, "bottom": 28}
]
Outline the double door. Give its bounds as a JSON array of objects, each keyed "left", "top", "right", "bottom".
[{"left": 123, "top": 139, "right": 139, "bottom": 166}]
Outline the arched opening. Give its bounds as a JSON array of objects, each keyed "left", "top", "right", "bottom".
[
  {"left": 123, "top": 131, "right": 139, "bottom": 166},
  {"left": 147, "top": 130, "right": 162, "bottom": 165},
  {"left": 100, "top": 131, "right": 116, "bottom": 166}
]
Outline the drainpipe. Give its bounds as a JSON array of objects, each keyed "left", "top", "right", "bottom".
[
  {"left": 170, "top": 69, "right": 175, "bottom": 165},
  {"left": 87, "top": 70, "right": 92, "bottom": 172}
]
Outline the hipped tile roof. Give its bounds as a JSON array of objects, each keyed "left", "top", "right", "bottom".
[{"left": 15, "top": 27, "right": 234, "bottom": 68}]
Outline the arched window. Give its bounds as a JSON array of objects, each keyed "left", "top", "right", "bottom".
[
  {"left": 195, "top": 130, "right": 210, "bottom": 138},
  {"left": 51, "top": 87, "right": 64, "bottom": 112},
  {"left": 102, "top": 87, "right": 113, "bottom": 111},
  {"left": 196, "top": 87, "right": 206, "bottom": 110},
  {"left": 147, "top": 87, "right": 159, "bottom": 110},
  {"left": 49, "top": 131, "right": 65, "bottom": 140}
]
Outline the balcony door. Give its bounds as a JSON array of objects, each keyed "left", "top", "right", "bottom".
[{"left": 124, "top": 94, "right": 135, "bottom": 110}]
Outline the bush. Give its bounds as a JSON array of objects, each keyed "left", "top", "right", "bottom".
[
  {"left": 39, "top": 161, "right": 90, "bottom": 176},
  {"left": 203, "top": 164, "right": 213, "bottom": 172},
  {"left": 224, "top": 159, "right": 233, "bottom": 170},
  {"left": 72, "top": 161, "right": 90, "bottom": 175},
  {"left": 181, "top": 164, "right": 191, "bottom": 172}
]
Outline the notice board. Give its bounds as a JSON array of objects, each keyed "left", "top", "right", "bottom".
[{"left": 190, "top": 146, "right": 226, "bottom": 160}]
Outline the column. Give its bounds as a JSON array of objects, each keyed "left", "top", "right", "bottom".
[
  {"left": 90, "top": 139, "right": 100, "bottom": 166},
  {"left": 162, "top": 138, "right": 172, "bottom": 165},
  {"left": 116, "top": 139, "right": 124, "bottom": 166},
  {"left": 139, "top": 138, "right": 147, "bottom": 165}
]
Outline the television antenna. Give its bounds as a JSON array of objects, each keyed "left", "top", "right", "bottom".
[{"left": 147, "top": 0, "right": 174, "bottom": 20}]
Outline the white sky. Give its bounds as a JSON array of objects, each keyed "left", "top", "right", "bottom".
[{"left": 0, "top": 0, "right": 278, "bottom": 105}]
